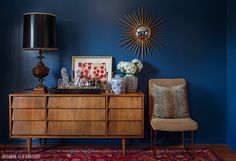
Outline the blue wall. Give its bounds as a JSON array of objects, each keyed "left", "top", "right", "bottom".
[
  {"left": 227, "top": 0, "right": 236, "bottom": 151},
  {"left": 0, "top": 0, "right": 227, "bottom": 144}
]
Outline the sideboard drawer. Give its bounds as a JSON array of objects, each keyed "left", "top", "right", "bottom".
[
  {"left": 47, "top": 121, "right": 106, "bottom": 135},
  {"left": 12, "top": 109, "right": 46, "bottom": 120},
  {"left": 108, "top": 109, "right": 142, "bottom": 121},
  {"left": 108, "top": 121, "right": 142, "bottom": 135},
  {"left": 48, "top": 97, "right": 106, "bottom": 108},
  {"left": 48, "top": 109, "right": 105, "bottom": 121},
  {"left": 108, "top": 97, "right": 142, "bottom": 108},
  {"left": 12, "top": 97, "right": 46, "bottom": 108},
  {"left": 12, "top": 121, "right": 46, "bottom": 135}
]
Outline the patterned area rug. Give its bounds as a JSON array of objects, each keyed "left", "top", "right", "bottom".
[
  {"left": 153, "top": 148, "right": 222, "bottom": 161},
  {"left": 0, "top": 146, "right": 222, "bottom": 161}
]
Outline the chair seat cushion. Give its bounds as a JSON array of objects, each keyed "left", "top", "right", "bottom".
[{"left": 151, "top": 118, "right": 198, "bottom": 131}]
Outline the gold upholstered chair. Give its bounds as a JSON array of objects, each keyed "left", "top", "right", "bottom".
[{"left": 149, "top": 79, "right": 198, "bottom": 145}]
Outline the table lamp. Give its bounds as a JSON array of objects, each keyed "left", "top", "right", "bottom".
[{"left": 23, "top": 12, "right": 57, "bottom": 94}]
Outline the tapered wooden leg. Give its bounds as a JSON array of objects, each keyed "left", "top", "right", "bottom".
[
  {"left": 122, "top": 138, "right": 126, "bottom": 156},
  {"left": 27, "top": 138, "right": 32, "bottom": 154},
  {"left": 182, "top": 132, "right": 184, "bottom": 145}
]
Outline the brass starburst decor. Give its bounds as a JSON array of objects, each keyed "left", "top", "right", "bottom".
[{"left": 120, "top": 6, "right": 166, "bottom": 60}]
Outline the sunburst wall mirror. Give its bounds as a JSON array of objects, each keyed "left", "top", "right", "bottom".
[{"left": 120, "top": 6, "right": 166, "bottom": 60}]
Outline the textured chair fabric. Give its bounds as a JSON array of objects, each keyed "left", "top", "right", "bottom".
[
  {"left": 149, "top": 79, "right": 198, "bottom": 132},
  {"left": 152, "top": 84, "right": 190, "bottom": 118}
]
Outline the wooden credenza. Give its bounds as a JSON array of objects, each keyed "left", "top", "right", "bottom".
[{"left": 9, "top": 92, "right": 144, "bottom": 155}]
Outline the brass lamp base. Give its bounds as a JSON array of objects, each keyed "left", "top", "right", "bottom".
[
  {"left": 33, "top": 86, "right": 48, "bottom": 94},
  {"left": 32, "top": 50, "right": 49, "bottom": 94}
]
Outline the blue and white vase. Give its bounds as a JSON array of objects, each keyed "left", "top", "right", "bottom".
[
  {"left": 111, "top": 74, "right": 126, "bottom": 94},
  {"left": 124, "top": 74, "right": 138, "bottom": 93}
]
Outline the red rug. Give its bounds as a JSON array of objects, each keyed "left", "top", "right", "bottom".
[
  {"left": 0, "top": 146, "right": 222, "bottom": 161},
  {"left": 153, "top": 148, "right": 222, "bottom": 161}
]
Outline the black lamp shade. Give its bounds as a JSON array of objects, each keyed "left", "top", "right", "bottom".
[{"left": 23, "top": 12, "right": 57, "bottom": 50}]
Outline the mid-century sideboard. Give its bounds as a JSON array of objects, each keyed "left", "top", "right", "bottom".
[{"left": 9, "top": 92, "right": 144, "bottom": 156}]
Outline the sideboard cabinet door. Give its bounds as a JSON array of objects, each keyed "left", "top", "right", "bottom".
[
  {"left": 12, "top": 121, "right": 46, "bottom": 135},
  {"left": 48, "top": 97, "right": 106, "bottom": 108},
  {"left": 47, "top": 122, "right": 106, "bottom": 135}
]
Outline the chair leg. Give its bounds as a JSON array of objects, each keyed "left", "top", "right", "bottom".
[
  {"left": 150, "top": 127, "right": 153, "bottom": 146},
  {"left": 191, "top": 131, "right": 194, "bottom": 146},
  {"left": 154, "top": 130, "right": 157, "bottom": 145},
  {"left": 182, "top": 131, "right": 185, "bottom": 145}
]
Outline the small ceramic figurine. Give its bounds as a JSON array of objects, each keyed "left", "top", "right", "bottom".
[
  {"left": 74, "top": 70, "right": 87, "bottom": 88},
  {"left": 73, "top": 70, "right": 80, "bottom": 86},
  {"left": 58, "top": 67, "right": 70, "bottom": 89}
]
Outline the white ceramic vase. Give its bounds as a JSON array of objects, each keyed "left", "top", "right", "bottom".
[
  {"left": 111, "top": 74, "right": 126, "bottom": 94},
  {"left": 124, "top": 74, "right": 138, "bottom": 93}
]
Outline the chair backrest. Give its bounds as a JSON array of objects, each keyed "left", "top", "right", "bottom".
[{"left": 148, "top": 79, "right": 187, "bottom": 120}]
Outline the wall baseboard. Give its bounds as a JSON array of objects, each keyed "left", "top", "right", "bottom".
[{"left": 0, "top": 137, "right": 226, "bottom": 145}]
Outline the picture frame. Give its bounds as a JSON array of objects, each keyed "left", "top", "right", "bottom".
[{"left": 72, "top": 56, "right": 113, "bottom": 88}]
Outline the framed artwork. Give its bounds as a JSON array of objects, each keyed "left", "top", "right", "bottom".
[{"left": 72, "top": 56, "right": 113, "bottom": 86}]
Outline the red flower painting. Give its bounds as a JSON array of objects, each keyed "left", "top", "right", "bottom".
[{"left": 77, "top": 62, "right": 107, "bottom": 84}]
